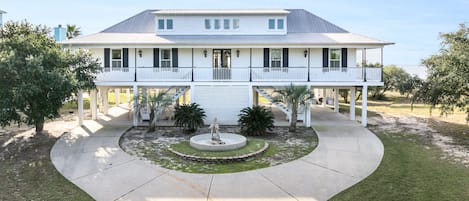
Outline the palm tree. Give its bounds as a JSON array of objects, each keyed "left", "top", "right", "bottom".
[
  {"left": 273, "top": 84, "right": 313, "bottom": 132},
  {"left": 66, "top": 24, "right": 82, "bottom": 39},
  {"left": 137, "top": 92, "right": 172, "bottom": 132}
]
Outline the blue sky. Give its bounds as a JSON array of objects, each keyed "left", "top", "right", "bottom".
[{"left": 1, "top": 0, "right": 468, "bottom": 66}]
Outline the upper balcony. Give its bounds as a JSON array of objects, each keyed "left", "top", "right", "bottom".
[{"left": 95, "top": 66, "right": 382, "bottom": 84}]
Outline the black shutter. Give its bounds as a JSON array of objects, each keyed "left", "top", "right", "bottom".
[
  {"left": 341, "top": 48, "right": 347, "bottom": 68},
  {"left": 153, "top": 48, "right": 159, "bottom": 67},
  {"left": 123, "top": 48, "right": 129, "bottom": 67},
  {"left": 172, "top": 48, "right": 178, "bottom": 67},
  {"left": 282, "top": 48, "right": 289, "bottom": 67},
  {"left": 263, "top": 48, "right": 269, "bottom": 67},
  {"left": 104, "top": 48, "right": 110, "bottom": 68},
  {"left": 322, "top": 48, "right": 329, "bottom": 68}
]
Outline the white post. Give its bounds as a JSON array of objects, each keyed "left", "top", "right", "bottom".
[
  {"left": 100, "top": 87, "right": 109, "bottom": 115},
  {"left": 361, "top": 85, "right": 368, "bottom": 127},
  {"left": 133, "top": 85, "right": 139, "bottom": 127},
  {"left": 142, "top": 87, "right": 147, "bottom": 98},
  {"left": 322, "top": 88, "right": 326, "bottom": 107},
  {"left": 334, "top": 88, "right": 339, "bottom": 113},
  {"left": 350, "top": 87, "right": 356, "bottom": 121},
  {"left": 77, "top": 90, "right": 84, "bottom": 126},
  {"left": 115, "top": 88, "right": 120, "bottom": 106},
  {"left": 306, "top": 86, "right": 311, "bottom": 127},
  {"left": 190, "top": 84, "right": 195, "bottom": 103},
  {"left": 90, "top": 89, "right": 97, "bottom": 120},
  {"left": 248, "top": 85, "right": 254, "bottom": 107},
  {"left": 126, "top": 88, "right": 131, "bottom": 103}
]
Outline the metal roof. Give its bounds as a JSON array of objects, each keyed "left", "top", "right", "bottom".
[
  {"left": 101, "top": 9, "right": 348, "bottom": 34},
  {"left": 153, "top": 9, "right": 290, "bottom": 15}
]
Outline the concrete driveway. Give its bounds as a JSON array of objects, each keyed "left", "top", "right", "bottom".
[{"left": 51, "top": 105, "right": 384, "bottom": 201}]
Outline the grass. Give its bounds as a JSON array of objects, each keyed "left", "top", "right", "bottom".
[
  {"left": 331, "top": 131, "right": 469, "bottom": 201},
  {"left": 0, "top": 134, "right": 93, "bottom": 201},
  {"left": 170, "top": 138, "right": 266, "bottom": 157}
]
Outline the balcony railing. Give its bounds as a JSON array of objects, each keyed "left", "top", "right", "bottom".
[{"left": 95, "top": 66, "right": 382, "bottom": 82}]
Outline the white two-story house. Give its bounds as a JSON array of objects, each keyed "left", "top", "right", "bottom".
[{"left": 62, "top": 9, "right": 392, "bottom": 127}]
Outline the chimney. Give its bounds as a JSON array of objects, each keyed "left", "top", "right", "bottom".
[
  {"left": 54, "top": 24, "right": 66, "bottom": 41},
  {"left": 0, "top": 10, "right": 6, "bottom": 28}
]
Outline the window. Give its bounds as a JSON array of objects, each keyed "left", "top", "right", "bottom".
[
  {"left": 268, "top": 19, "right": 275, "bottom": 30},
  {"left": 161, "top": 49, "right": 172, "bottom": 67},
  {"left": 223, "top": 19, "right": 230, "bottom": 30},
  {"left": 205, "top": 19, "right": 211, "bottom": 29},
  {"left": 277, "top": 19, "right": 284, "bottom": 29},
  {"left": 158, "top": 19, "right": 165, "bottom": 30},
  {"left": 233, "top": 19, "right": 240, "bottom": 29},
  {"left": 214, "top": 19, "right": 220, "bottom": 30},
  {"left": 329, "top": 48, "right": 341, "bottom": 69},
  {"left": 111, "top": 49, "right": 122, "bottom": 68},
  {"left": 166, "top": 19, "right": 173, "bottom": 30},
  {"left": 270, "top": 49, "right": 282, "bottom": 68}
]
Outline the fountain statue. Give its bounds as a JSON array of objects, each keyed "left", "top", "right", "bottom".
[{"left": 209, "top": 118, "right": 225, "bottom": 145}]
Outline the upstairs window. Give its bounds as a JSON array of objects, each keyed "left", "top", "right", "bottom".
[
  {"left": 214, "top": 19, "right": 221, "bottom": 30},
  {"left": 329, "top": 48, "right": 341, "bottom": 69},
  {"left": 161, "top": 49, "right": 172, "bottom": 67},
  {"left": 277, "top": 19, "right": 284, "bottom": 29},
  {"left": 223, "top": 19, "right": 230, "bottom": 30},
  {"left": 233, "top": 19, "right": 240, "bottom": 29},
  {"left": 158, "top": 19, "right": 173, "bottom": 30},
  {"left": 205, "top": 19, "right": 211, "bottom": 29},
  {"left": 270, "top": 49, "right": 282, "bottom": 68},
  {"left": 111, "top": 49, "right": 122, "bottom": 68},
  {"left": 268, "top": 19, "right": 275, "bottom": 30}
]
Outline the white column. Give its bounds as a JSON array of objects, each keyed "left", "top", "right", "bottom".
[
  {"left": 322, "top": 88, "right": 326, "bottom": 107},
  {"left": 101, "top": 87, "right": 109, "bottom": 115},
  {"left": 90, "top": 89, "right": 97, "bottom": 120},
  {"left": 126, "top": 88, "right": 131, "bottom": 103},
  {"left": 350, "top": 87, "right": 356, "bottom": 120},
  {"left": 190, "top": 84, "right": 195, "bottom": 103},
  {"left": 334, "top": 88, "right": 339, "bottom": 113},
  {"left": 133, "top": 85, "right": 139, "bottom": 127},
  {"left": 115, "top": 88, "right": 120, "bottom": 105},
  {"left": 248, "top": 85, "right": 254, "bottom": 107},
  {"left": 77, "top": 90, "right": 84, "bottom": 126},
  {"left": 142, "top": 87, "right": 147, "bottom": 98},
  {"left": 306, "top": 86, "right": 311, "bottom": 127},
  {"left": 313, "top": 88, "right": 319, "bottom": 104},
  {"left": 361, "top": 85, "right": 368, "bottom": 127}
]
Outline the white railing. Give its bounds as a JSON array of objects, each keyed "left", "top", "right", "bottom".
[
  {"left": 96, "top": 67, "right": 134, "bottom": 82},
  {"left": 94, "top": 66, "right": 382, "bottom": 83},
  {"left": 251, "top": 67, "right": 308, "bottom": 81},
  {"left": 137, "top": 67, "right": 192, "bottom": 82},
  {"left": 193, "top": 67, "right": 250, "bottom": 81}
]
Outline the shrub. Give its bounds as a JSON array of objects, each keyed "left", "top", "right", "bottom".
[
  {"left": 174, "top": 103, "right": 206, "bottom": 133},
  {"left": 238, "top": 106, "right": 274, "bottom": 136}
]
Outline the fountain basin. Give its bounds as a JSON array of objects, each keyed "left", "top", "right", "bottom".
[{"left": 190, "top": 133, "right": 247, "bottom": 151}]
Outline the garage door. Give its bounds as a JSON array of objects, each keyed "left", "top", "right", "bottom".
[{"left": 192, "top": 85, "right": 250, "bottom": 125}]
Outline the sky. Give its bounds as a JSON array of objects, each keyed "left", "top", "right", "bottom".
[{"left": 1, "top": 0, "right": 468, "bottom": 68}]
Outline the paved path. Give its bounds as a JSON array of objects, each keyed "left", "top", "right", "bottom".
[{"left": 51, "top": 106, "right": 384, "bottom": 201}]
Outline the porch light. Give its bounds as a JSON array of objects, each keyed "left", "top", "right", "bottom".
[
  {"left": 203, "top": 49, "right": 207, "bottom": 57},
  {"left": 138, "top": 49, "right": 143, "bottom": 58},
  {"left": 304, "top": 49, "right": 308, "bottom": 58},
  {"left": 236, "top": 49, "right": 240, "bottom": 57}
]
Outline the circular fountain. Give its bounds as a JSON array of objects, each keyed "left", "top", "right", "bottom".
[{"left": 189, "top": 118, "right": 247, "bottom": 151}]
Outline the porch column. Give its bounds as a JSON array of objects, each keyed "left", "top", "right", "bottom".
[
  {"left": 248, "top": 85, "right": 254, "bottom": 107},
  {"left": 313, "top": 88, "right": 319, "bottom": 104},
  {"left": 361, "top": 85, "right": 368, "bottom": 127},
  {"left": 306, "top": 86, "right": 311, "bottom": 127},
  {"left": 334, "top": 88, "right": 339, "bottom": 113},
  {"left": 100, "top": 87, "right": 109, "bottom": 115},
  {"left": 253, "top": 89, "right": 259, "bottom": 106},
  {"left": 77, "top": 90, "right": 84, "bottom": 126},
  {"left": 90, "top": 89, "right": 97, "bottom": 120},
  {"left": 126, "top": 88, "right": 131, "bottom": 103},
  {"left": 115, "top": 88, "right": 120, "bottom": 105},
  {"left": 322, "top": 88, "right": 326, "bottom": 107},
  {"left": 133, "top": 85, "right": 139, "bottom": 127},
  {"left": 350, "top": 87, "right": 356, "bottom": 121},
  {"left": 190, "top": 84, "right": 195, "bottom": 103},
  {"left": 142, "top": 87, "right": 147, "bottom": 98}
]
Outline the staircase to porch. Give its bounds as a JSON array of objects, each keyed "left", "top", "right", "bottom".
[
  {"left": 140, "top": 87, "right": 189, "bottom": 121},
  {"left": 255, "top": 87, "right": 291, "bottom": 120}
]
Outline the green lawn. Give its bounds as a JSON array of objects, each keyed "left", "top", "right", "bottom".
[
  {"left": 331, "top": 131, "right": 469, "bottom": 201},
  {"left": 170, "top": 138, "right": 266, "bottom": 157}
]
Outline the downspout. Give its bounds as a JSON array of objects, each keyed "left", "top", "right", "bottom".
[
  {"left": 363, "top": 48, "right": 367, "bottom": 82},
  {"left": 381, "top": 47, "right": 384, "bottom": 82},
  {"left": 134, "top": 48, "right": 137, "bottom": 82},
  {"left": 191, "top": 48, "right": 194, "bottom": 82},
  {"left": 249, "top": 48, "right": 252, "bottom": 82},
  {"left": 307, "top": 48, "right": 311, "bottom": 82}
]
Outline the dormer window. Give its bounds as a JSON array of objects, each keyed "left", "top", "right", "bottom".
[
  {"left": 277, "top": 19, "right": 284, "bottom": 29},
  {"left": 223, "top": 19, "right": 230, "bottom": 29},
  {"left": 205, "top": 18, "right": 240, "bottom": 31},
  {"left": 268, "top": 19, "right": 275, "bottom": 30},
  {"left": 268, "top": 18, "right": 285, "bottom": 30},
  {"left": 214, "top": 19, "right": 221, "bottom": 30},
  {"left": 158, "top": 19, "right": 174, "bottom": 30},
  {"left": 205, "top": 19, "right": 211, "bottom": 29}
]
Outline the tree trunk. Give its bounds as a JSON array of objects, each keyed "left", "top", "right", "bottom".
[
  {"left": 148, "top": 110, "right": 155, "bottom": 132},
  {"left": 35, "top": 117, "right": 45, "bottom": 134},
  {"left": 289, "top": 105, "right": 298, "bottom": 132}
]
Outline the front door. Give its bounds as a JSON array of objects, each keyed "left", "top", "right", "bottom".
[{"left": 213, "top": 49, "right": 231, "bottom": 80}]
